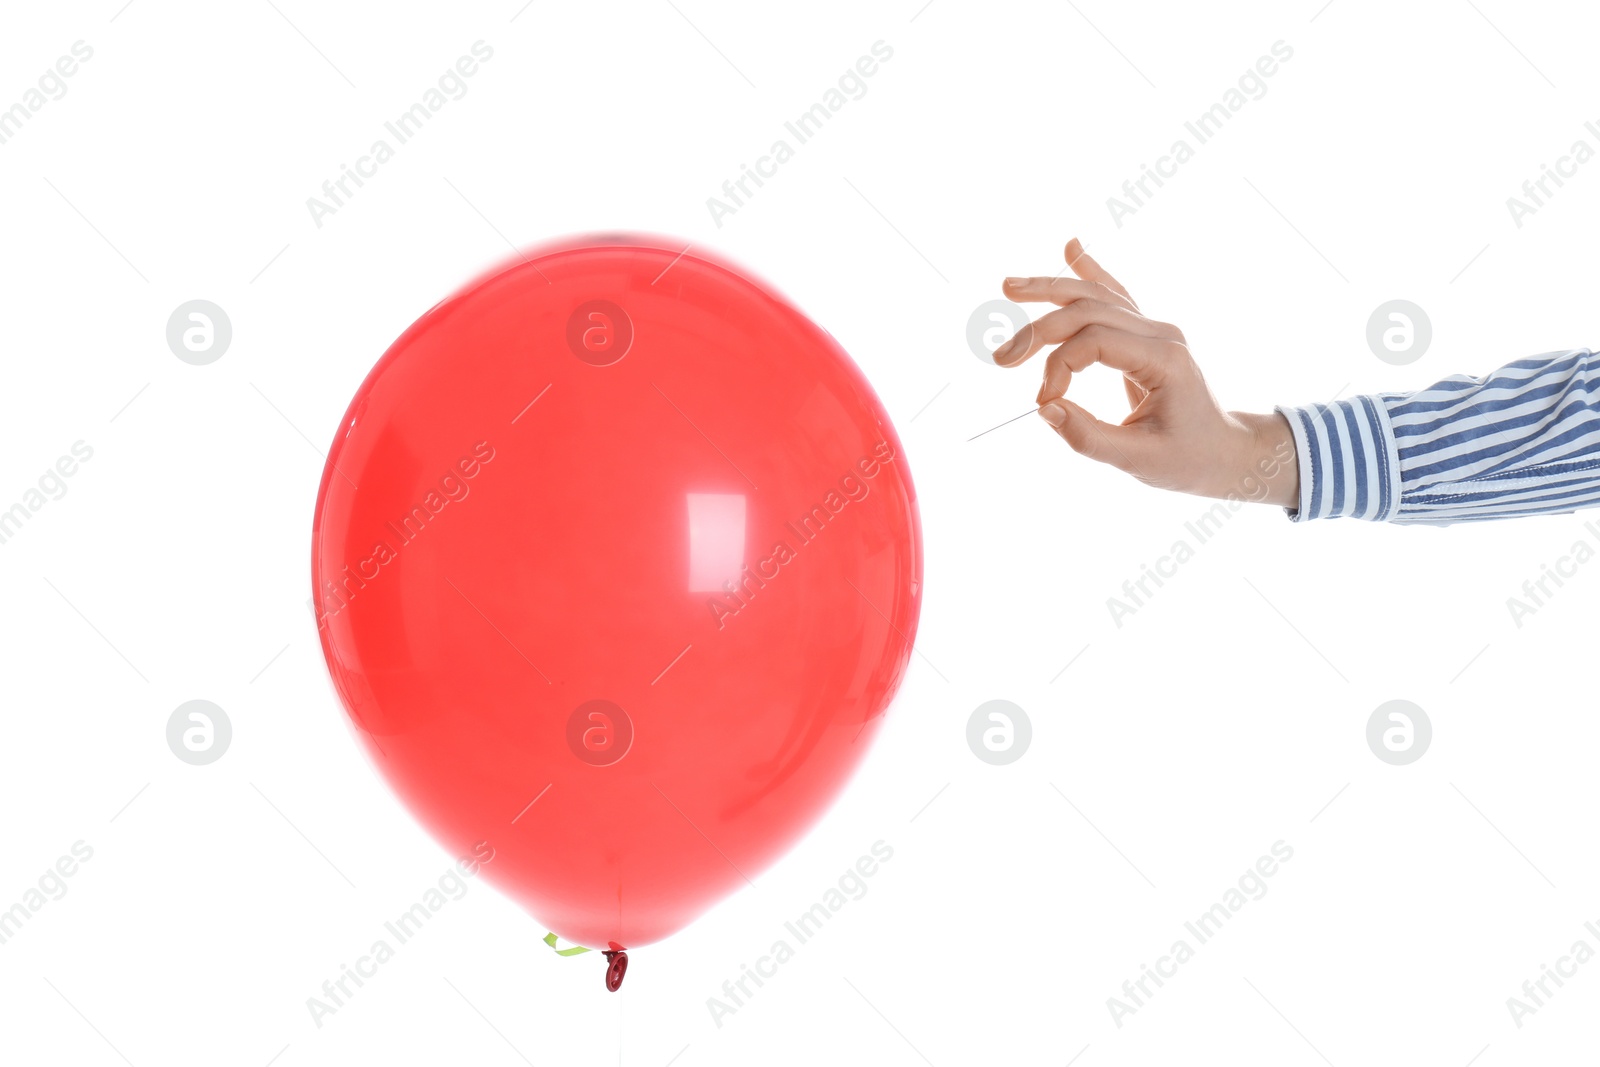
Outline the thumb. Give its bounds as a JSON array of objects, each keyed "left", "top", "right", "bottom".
[{"left": 1039, "top": 398, "right": 1146, "bottom": 475}]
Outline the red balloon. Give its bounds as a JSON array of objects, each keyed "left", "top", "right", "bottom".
[{"left": 311, "top": 235, "right": 922, "bottom": 958}]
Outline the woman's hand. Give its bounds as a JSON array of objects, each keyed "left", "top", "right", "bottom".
[{"left": 996, "top": 238, "right": 1299, "bottom": 509}]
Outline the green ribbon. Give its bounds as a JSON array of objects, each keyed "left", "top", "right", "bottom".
[{"left": 543, "top": 932, "right": 591, "bottom": 957}]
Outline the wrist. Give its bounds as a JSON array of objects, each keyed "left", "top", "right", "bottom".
[{"left": 1231, "top": 411, "right": 1300, "bottom": 509}]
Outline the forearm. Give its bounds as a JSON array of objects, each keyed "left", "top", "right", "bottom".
[{"left": 1277, "top": 348, "right": 1600, "bottom": 524}]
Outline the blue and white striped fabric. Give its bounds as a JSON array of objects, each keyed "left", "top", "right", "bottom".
[{"left": 1276, "top": 348, "right": 1600, "bottom": 524}]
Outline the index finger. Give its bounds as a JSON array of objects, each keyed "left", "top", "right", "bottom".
[
  {"left": 1037, "top": 326, "right": 1176, "bottom": 403},
  {"left": 1065, "top": 238, "right": 1137, "bottom": 311}
]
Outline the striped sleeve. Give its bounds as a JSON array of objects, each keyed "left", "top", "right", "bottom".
[{"left": 1274, "top": 348, "right": 1600, "bottom": 524}]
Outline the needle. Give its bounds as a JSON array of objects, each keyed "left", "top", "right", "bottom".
[{"left": 967, "top": 407, "right": 1040, "bottom": 442}]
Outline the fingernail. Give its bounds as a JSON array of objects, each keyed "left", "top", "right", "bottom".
[
  {"left": 992, "top": 340, "right": 1014, "bottom": 364},
  {"left": 1004, "top": 277, "right": 1028, "bottom": 289},
  {"left": 1039, "top": 402, "right": 1066, "bottom": 427}
]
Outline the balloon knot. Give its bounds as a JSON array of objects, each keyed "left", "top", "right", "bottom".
[{"left": 603, "top": 948, "right": 629, "bottom": 992}]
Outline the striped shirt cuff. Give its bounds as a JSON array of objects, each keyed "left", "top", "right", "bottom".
[{"left": 1275, "top": 397, "right": 1402, "bottom": 522}]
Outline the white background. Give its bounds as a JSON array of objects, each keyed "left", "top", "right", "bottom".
[{"left": 2, "top": 1, "right": 1598, "bottom": 1064}]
